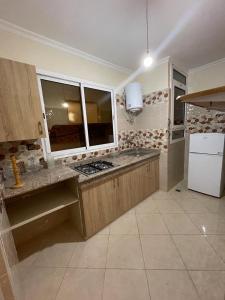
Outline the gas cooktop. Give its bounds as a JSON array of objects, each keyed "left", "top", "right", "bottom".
[{"left": 72, "top": 160, "right": 114, "bottom": 176}]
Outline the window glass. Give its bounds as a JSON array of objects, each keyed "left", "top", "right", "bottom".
[
  {"left": 173, "top": 69, "right": 186, "bottom": 85},
  {"left": 172, "top": 129, "right": 184, "bottom": 140},
  {"left": 174, "top": 86, "right": 185, "bottom": 126},
  {"left": 83, "top": 87, "right": 114, "bottom": 146},
  {"left": 41, "top": 79, "right": 86, "bottom": 152}
]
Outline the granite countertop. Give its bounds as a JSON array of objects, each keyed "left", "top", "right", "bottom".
[
  {"left": 3, "top": 149, "right": 160, "bottom": 199},
  {"left": 3, "top": 166, "right": 80, "bottom": 199},
  {"left": 73, "top": 149, "right": 160, "bottom": 184}
]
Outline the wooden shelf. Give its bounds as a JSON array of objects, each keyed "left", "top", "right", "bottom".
[
  {"left": 178, "top": 85, "right": 225, "bottom": 111},
  {"left": 6, "top": 183, "right": 78, "bottom": 230}
]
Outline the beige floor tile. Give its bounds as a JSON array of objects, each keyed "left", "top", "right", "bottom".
[
  {"left": 56, "top": 268, "right": 105, "bottom": 300},
  {"left": 136, "top": 214, "right": 169, "bottom": 234},
  {"left": 162, "top": 213, "right": 200, "bottom": 234},
  {"left": 190, "top": 271, "right": 225, "bottom": 300},
  {"left": 176, "top": 198, "right": 209, "bottom": 213},
  {"left": 107, "top": 235, "right": 144, "bottom": 269},
  {"left": 141, "top": 235, "right": 185, "bottom": 269},
  {"left": 110, "top": 213, "right": 139, "bottom": 234},
  {"left": 152, "top": 191, "right": 175, "bottom": 200},
  {"left": 69, "top": 235, "right": 108, "bottom": 268},
  {"left": 173, "top": 235, "right": 225, "bottom": 270},
  {"left": 33, "top": 242, "right": 75, "bottom": 267},
  {"left": 156, "top": 199, "right": 184, "bottom": 213},
  {"left": 97, "top": 226, "right": 110, "bottom": 235},
  {"left": 103, "top": 269, "right": 150, "bottom": 300},
  {"left": 188, "top": 213, "right": 225, "bottom": 234},
  {"left": 22, "top": 267, "right": 65, "bottom": 300},
  {"left": 135, "top": 197, "right": 159, "bottom": 214},
  {"left": 202, "top": 197, "right": 225, "bottom": 214},
  {"left": 147, "top": 270, "right": 199, "bottom": 300},
  {"left": 206, "top": 235, "right": 225, "bottom": 262}
]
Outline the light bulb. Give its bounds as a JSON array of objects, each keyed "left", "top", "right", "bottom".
[
  {"left": 143, "top": 54, "right": 153, "bottom": 68},
  {"left": 62, "top": 102, "right": 69, "bottom": 108}
]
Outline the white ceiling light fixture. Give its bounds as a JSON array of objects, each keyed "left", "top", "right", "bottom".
[
  {"left": 62, "top": 102, "right": 69, "bottom": 108},
  {"left": 143, "top": 0, "right": 153, "bottom": 68}
]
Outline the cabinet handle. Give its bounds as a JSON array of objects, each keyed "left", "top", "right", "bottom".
[
  {"left": 38, "top": 121, "right": 43, "bottom": 135},
  {"left": 117, "top": 178, "right": 119, "bottom": 187}
]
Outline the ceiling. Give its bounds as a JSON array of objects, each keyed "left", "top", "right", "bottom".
[{"left": 0, "top": 0, "right": 225, "bottom": 71}]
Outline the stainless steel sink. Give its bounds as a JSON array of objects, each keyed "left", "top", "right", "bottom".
[{"left": 120, "top": 148, "right": 155, "bottom": 157}]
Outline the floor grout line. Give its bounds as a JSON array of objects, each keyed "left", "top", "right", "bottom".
[
  {"left": 135, "top": 204, "right": 152, "bottom": 300},
  {"left": 101, "top": 228, "right": 110, "bottom": 300}
]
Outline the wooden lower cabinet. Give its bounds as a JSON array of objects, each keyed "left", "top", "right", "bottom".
[{"left": 80, "top": 157, "right": 159, "bottom": 238}]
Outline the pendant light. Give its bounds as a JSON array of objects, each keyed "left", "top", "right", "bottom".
[{"left": 143, "top": 0, "right": 153, "bottom": 67}]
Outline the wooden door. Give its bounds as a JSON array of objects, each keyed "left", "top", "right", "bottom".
[
  {"left": 81, "top": 178, "right": 118, "bottom": 238},
  {"left": 0, "top": 58, "right": 45, "bottom": 142}
]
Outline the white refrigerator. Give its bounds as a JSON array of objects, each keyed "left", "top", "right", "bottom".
[{"left": 188, "top": 133, "right": 225, "bottom": 197}]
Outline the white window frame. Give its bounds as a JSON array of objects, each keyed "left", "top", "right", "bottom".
[
  {"left": 170, "top": 64, "right": 187, "bottom": 144},
  {"left": 37, "top": 70, "right": 118, "bottom": 159}
]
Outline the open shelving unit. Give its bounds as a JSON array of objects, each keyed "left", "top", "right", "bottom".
[
  {"left": 178, "top": 85, "right": 225, "bottom": 111},
  {"left": 6, "top": 184, "right": 78, "bottom": 230},
  {"left": 4, "top": 178, "right": 83, "bottom": 246}
]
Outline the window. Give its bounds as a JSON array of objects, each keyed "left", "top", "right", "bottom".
[
  {"left": 39, "top": 75, "right": 116, "bottom": 157},
  {"left": 173, "top": 69, "right": 186, "bottom": 85},
  {"left": 174, "top": 86, "right": 185, "bottom": 126},
  {"left": 84, "top": 87, "right": 114, "bottom": 146},
  {"left": 170, "top": 66, "right": 187, "bottom": 143},
  {"left": 171, "top": 129, "right": 185, "bottom": 141}
]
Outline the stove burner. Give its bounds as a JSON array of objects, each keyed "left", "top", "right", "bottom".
[
  {"left": 73, "top": 160, "right": 114, "bottom": 176},
  {"left": 90, "top": 160, "right": 113, "bottom": 170}
]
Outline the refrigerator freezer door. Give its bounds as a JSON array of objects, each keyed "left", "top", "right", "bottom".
[
  {"left": 188, "top": 153, "right": 224, "bottom": 197},
  {"left": 189, "top": 133, "right": 225, "bottom": 155}
]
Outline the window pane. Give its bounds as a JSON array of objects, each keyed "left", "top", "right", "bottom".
[
  {"left": 41, "top": 79, "right": 86, "bottom": 152},
  {"left": 174, "top": 86, "right": 185, "bottom": 126},
  {"left": 172, "top": 130, "right": 184, "bottom": 140},
  {"left": 84, "top": 87, "right": 114, "bottom": 146},
  {"left": 173, "top": 69, "right": 186, "bottom": 85}
]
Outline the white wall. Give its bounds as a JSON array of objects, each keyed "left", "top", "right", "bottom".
[
  {"left": 188, "top": 58, "right": 225, "bottom": 92},
  {"left": 0, "top": 27, "right": 128, "bottom": 87},
  {"left": 135, "top": 60, "right": 169, "bottom": 130},
  {"left": 137, "top": 60, "right": 169, "bottom": 94}
]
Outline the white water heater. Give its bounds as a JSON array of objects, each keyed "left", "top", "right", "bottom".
[{"left": 125, "top": 82, "right": 143, "bottom": 112}]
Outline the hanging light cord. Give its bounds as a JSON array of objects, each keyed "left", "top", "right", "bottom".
[{"left": 146, "top": 0, "right": 150, "bottom": 54}]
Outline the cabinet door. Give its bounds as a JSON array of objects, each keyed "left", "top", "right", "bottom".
[
  {"left": 0, "top": 58, "right": 45, "bottom": 142},
  {"left": 118, "top": 160, "right": 159, "bottom": 211},
  {"left": 117, "top": 162, "right": 150, "bottom": 211},
  {"left": 149, "top": 159, "right": 159, "bottom": 193},
  {"left": 117, "top": 170, "right": 135, "bottom": 212},
  {"left": 140, "top": 159, "right": 159, "bottom": 199},
  {"left": 81, "top": 178, "right": 118, "bottom": 238}
]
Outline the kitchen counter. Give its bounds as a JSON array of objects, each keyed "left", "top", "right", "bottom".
[
  {"left": 3, "top": 149, "right": 160, "bottom": 199},
  {"left": 4, "top": 166, "right": 80, "bottom": 199},
  {"left": 72, "top": 149, "right": 160, "bottom": 184}
]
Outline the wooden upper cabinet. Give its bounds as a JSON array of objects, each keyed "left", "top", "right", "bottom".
[{"left": 0, "top": 58, "right": 45, "bottom": 142}]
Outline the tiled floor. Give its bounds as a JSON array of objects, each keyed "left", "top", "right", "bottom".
[{"left": 16, "top": 184, "right": 225, "bottom": 300}]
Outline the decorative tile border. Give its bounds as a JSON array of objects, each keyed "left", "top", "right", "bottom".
[
  {"left": 116, "top": 88, "right": 170, "bottom": 108},
  {"left": 0, "top": 140, "right": 44, "bottom": 178},
  {"left": 186, "top": 104, "right": 225, "bottom": 134},
  {"left": 118, "top": 129, "right": 168, "bottom": 152},
  {"left": 143, "top": 88, "right": 169, "bottom": 105}
]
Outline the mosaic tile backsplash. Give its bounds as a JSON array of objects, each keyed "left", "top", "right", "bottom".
[
  {"left": 186, "top": 104, "right": 225, "bottom": 134},
  {"left": 116, "top": 88, "right": 169, "bottom": 107}
]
